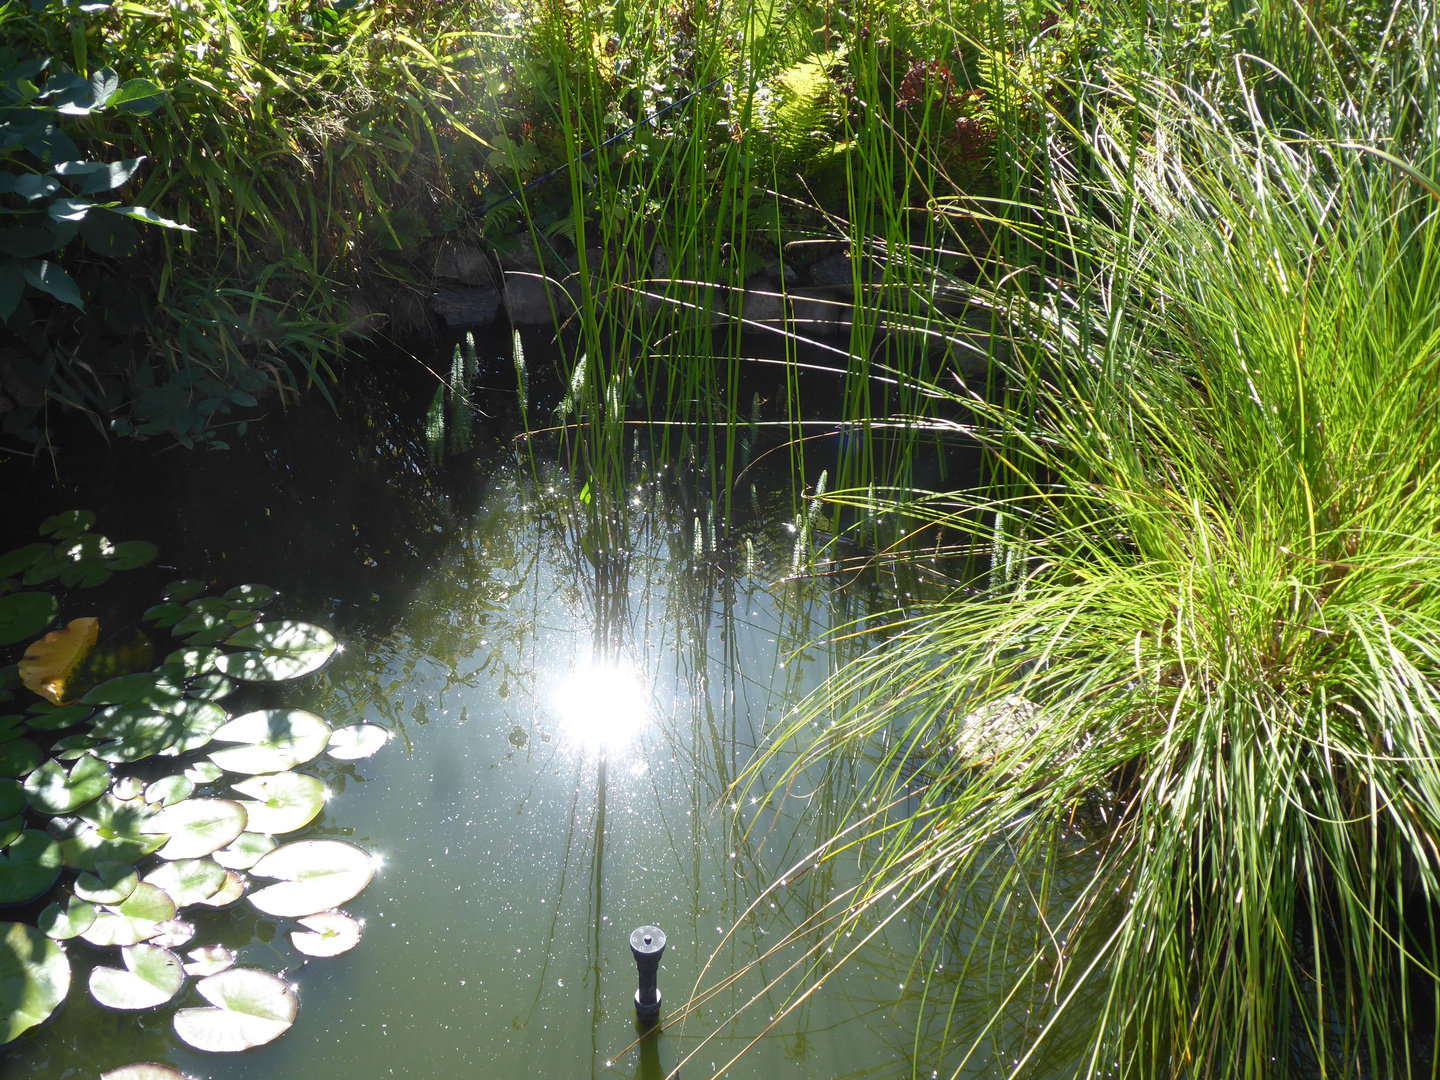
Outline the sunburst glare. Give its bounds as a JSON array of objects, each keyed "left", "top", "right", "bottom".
[{"left": 551, "top": 658, "right": 651, "bottom": 750}]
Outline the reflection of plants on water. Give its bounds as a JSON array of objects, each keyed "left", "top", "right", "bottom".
[{"left": 0, "top": 511, "right": 387, "bottom": 1068}]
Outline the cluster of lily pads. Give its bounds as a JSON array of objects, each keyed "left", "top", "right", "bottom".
[{"left": 0, "top": 511, "right": 389, "bottom": 1072}]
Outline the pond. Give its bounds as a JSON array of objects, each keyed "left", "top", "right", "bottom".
[{"left": 1, "top": 328, "right": 1052, "bottom": 1080}]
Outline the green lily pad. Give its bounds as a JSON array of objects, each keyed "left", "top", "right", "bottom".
[
  {"left": 173, "top": 598, "right": 231, "bottom": 637},
  {"left": 54, "top": 735, "right": 100, "bottom": 762},
  {"left": 0, "top": 544, "right": 52, "bottom": 579},
  {"left": 0, "top": 716, "right": 25, "bottom": 743},
  {"left": 0, "top": 831, "right": 62, "bottom": 905},
  {"left": 24, "top": 702, "right": 91, "bottom": 730},
  {"left": 184, "top": 673, "right": 235, "bottom": 702},
  {"left": 163, "top": 700, "right": 229, "bottom": 755},
  {"left": 184, "top": 762, "right": 224, "bottom": 785},
  {"left": 217, "top": 622, "right": 337, "bottom": 682},
  {"left": 142, "top": 603, "right": 188, "bottom": 629},
  {"left": 20, "top": 549, "right": 63, "bottom": 586},
  {"left": 248, "top": 839, "right": 374, "bottom": 918},
  {"left": 63, "top": 795, "right": 166, "bottom": 870},
  {"left": 328, "top": 723, "right": 389, "bottom": 761},
  {"left": 0, "top": 817, "right": 21, "bottom": 848},
  {"left": 213, "top": 832, "right": 276, "bottom": 870},
  {"left": 143, "top": 798, "right": 247, "bottom": 860},
  {"left": 195, "top": 870, "right": 247, "bottom": 908},
  {"left": 102, "top": 1064, "right": 189, "bottom": 1080},
  {"left": 145, "top": 775, "right": 194, "bottom": 807},
  {"left": 90, "top": 943, "right": 185, "bottom": 1010},
  {"left": 0, "top": 921, "right": 71, "bottom": 1044},
  {"left": 207, "top": 710, "right": 332, "bottom": 775},
  {"left": 165, "top": 646, "right": 222, "bottom": 676},
  {"left": 75, "top": 860, "right": 139, "bottom": 904},
  {"left": 81, "top": 882, "right": 177, "bottom": 946},
  {"left": 144, "top": 859, "right": 227, "bottom": 907},
  {"left": 231, "top": 773, "right": 325, "bottom": 834},
  {"left": 56, "top": 533, "right": 115, "bottom": 588},
  {"left": 106, "top": 541, "right": 159, "bottom": 571},
  {"left": 290, "top": 910, "right": 361, "bottom": 957},
  {"left": 91, "top": 711, "right": 183, "bottom": 764},
  {"left": 183, "top": 945, "right": 235, "bottom": 977},
  {"left": 0, "top": 780, "right": 24, "bottom": 819},
  {"left": 40, "top": 510, "right": 95, "bottom": 540},
  {"left": 82, "top": 672, "right": 184, "bottom": 707},
  {"left": 23, "top": 753, "right": 111, "bottom": 814},
  {"left": 38, "top": 895, "right": 97, "bottom": 939},
  {"left": 0, "top": 592, "right": 58, "bottom": 647},
  {"left": 222, "top": 584, "right": 278, "bottom": 609},
  {"left": 112, "top": 776, "right": 147, "bottom": 801},
  {"left": 160, "top": 580, "right": 208, "bottom": 603},
  {"left": 0, "top": 740, "right": 43, "bottom": 779},
  {"left": 173, "top": 967, "right": 297, "bottom": 1052},
  {"left": 150, "top": 919, "right": 195, "bottom": 949},
  {"left": 225, "top": 609, "right": 259, "bottom": 630}
]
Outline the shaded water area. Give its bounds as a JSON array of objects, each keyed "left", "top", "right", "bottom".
[{"left": 2, "top": 328, "right": 1066, "bottom": 1080}]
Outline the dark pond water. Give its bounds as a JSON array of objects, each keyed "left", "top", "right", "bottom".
[{"left": 1, "top": 329, "right": 1053, "bottom": 1080}]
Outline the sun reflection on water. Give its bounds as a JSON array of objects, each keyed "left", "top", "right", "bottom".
[{"left": 551, "top": 658, "right": 650, "bottom": 750}]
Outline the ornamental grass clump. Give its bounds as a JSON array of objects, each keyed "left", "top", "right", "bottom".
[{"left": 731, "top": 17, "right": 1440, "bottom": 1078}]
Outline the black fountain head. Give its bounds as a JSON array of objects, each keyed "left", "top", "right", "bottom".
[{"left": 630, "top": 925, "right": 667, "bottom": 1025}]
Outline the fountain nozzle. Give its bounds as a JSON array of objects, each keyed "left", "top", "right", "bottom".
[{"left": 629, "top": 925, "right": 666, "bottom": 1025}]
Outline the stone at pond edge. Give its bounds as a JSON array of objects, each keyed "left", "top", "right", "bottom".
[
  {"left": 431, "top": 287, "right": 501, "bottom": 328},
  {"left": 503, "top": 272, "right": 574, "bottom": 325},
  {"left": 434, "top": 240, "right": 496, "bottom": 287}
]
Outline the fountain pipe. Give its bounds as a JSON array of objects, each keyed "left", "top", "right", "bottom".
[{"left": 629, "top": 925, "right": 666, "bottom": 1025}]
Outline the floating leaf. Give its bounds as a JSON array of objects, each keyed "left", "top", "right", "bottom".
[
  {"left": 144, "top": 859, "right": 226, "bottom": 907},
  {"left": 0, "top": 544, "right": 51, "bottom": 579},
  {"left": 19, "top": 617, "right": 99, "bottom": 704},
  {"left": 184, "top": 762, "right": 223, "bottom": 785},
  {"left": 212, "top": 832, "right": 275, "bottom": 870},
  {"left": 165, "top": 646, "right": 221, "bottom": 677},
  {"left": 223, "top": 584, "right": 277, "bottom": 609},
  {"left": 23, "top": 752, "right": 110, "bottom": 814},
  {"left": 63, "top": 794, "right": 166, "bottom": 870},
  {"left": 142, "top": 603, "right": 187, "bottom": 628},
  {"left": 75, "top": 860, "right": 139, "bottom": 904},
  {"left": 0, "top": 780, "right": 23, "bottom": 819},
  {"left": 145, "top": 775, "right": 193, "bottom": 807},
  {"left": 82, "top": 671, "right": 183, "bottom": 707},
  {"left": 290, "top": 910, "right": 361, "bottom": 957},
  {"left": 164, "top": 701, "right": 228, "bottom": 755},
  {"left": 217, "top": 622, "right": 336, "bottom": 682},
  {"left": 150, "top": 919, "right": 195, "bottom": 949},
  {"left": 195, "top": 870, "right": 246, "bottom": 908},
  {"left": 184, "top": 673, "right": 234, "bottom": 702},
  {"left": 89, "top": 943, "right": 184, "bottom": 1009},
  {"left": 24, "top": 702, "right": 91, "bottom": 730},
  {"left": 0, "top": 716, "right": 25, "bottom": 743},
  {"left": 0, "top": 831, "right": 61, "bottom": 905},
  {"left": 183, "top": 945, "right": 235, "bottom": 977},
  {"left": 172, "top": 598, "right": 232, "bottom": 640},
  {"left": 112, "top": 776, "right": 146, "bottom": 801},
  {"left": 248, "top": 839, "right": 374, "bottom": 918},
  {"left": 102, "top": 1064, "right": 189, "bottom": 1080},
  {"left": 0, "top": 740, "right": 43, "bottom": 778},
  {"left": 172, "top": 967, "right": 297, "bottom": 1052},
  {"left": 90, "top": 708, "right": 183, "bottom": 763},
  {"left": 207, "top": 710, "right": 331, "bottom": 774},
  {"left": 106, "top": 541, "right": 158, "bottom": 571},
  {"left": 0, "top": 592, "right": 57, "bottom": 647},
  {"left": 55, "top": 533, "right": 114, "bottom": 588},
  {"left": 39, "top": 511, "right": 94, "bottom": 539},
  {"left": 0, "top": 817, "right": 20, "bottom": 848},
  {"left": 81, "top": 882, "right": 177, "bottom": 946},
  {"left": 231, "top": 773, "right": 324, "bottom": 834},
  {"left": 327, "top": 724, "right": 389, "bottom": 761},
  {"left": 160, "top": 579, "right": 207, "bottom": 603},
  {"left": 0, "top": 921, "right": 70, "bottom": 1044},
  {"left": 53, "top": 735, "right": 99, "bottom": 762},
  {"left": 38, "top": 895, "right": 96, "bottom": 939},
  {"left": 143, "top": 798, "right": 247, "bottom": 860}
]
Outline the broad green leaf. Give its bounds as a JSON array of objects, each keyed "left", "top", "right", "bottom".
[
  {"left": 212, "top": 832, "right": 276, "bottom": 870},
  {"left": 143, "top": 798, "right": 247, "bottom": 859},
  {"left": 106, "top": 540, "right": 157, "bottom": 570},
  {"left": 39, "top": 510, "right": 94, "bottom": 539},
  {"left": 173, "top": 598, "right": 231, "bottom": 639},
  {"left": 142, "top": 603, "right": 187, "bottom": 628},
  {"left": 184, "top": 673, "right": 234, "bottom": 702},
  {"left": 145, "top": 775, "right": 193, "bottom": 807},
  {"left": 0, "top": 831, "right": 62, "bottom": 905},
  {"left": 0, "top": 543, "right": 51, "bottom": 578},
  {"left": 159, "top": 579, "right": 207, "bottom": 603},
  {"left": 102, "top": 1064, "right": 189, "bottom": 1080},
  {"left": 0, "top": 740, "right": 43, "bottom": 778},
  {"left": 0, "top": 780, "right": 23, "bottom": 819},
  {"left": 75, "top": 860, "right": 139, "bottom": 904},
  {"left": 111, "top": 78, "right": 165, "bottom": 114},
  {"left": 21, "top": 259, "right": 83, "bottom": 309},
  {"left": 183, "top": 762, "right": 223, "bottom": 785},
  {"left": 172, "top": 968, "right": 296, "bottom": 1052},
  {"left": 82, "top": 671, "right": 183, "bottom": 706},
  {"left": 111, "top": 776, "right": 145, "bottom": 801},
  {"left": 290, "top": 911, "right": 361, "bottom": 957},
  {"left": 111, "top": 205, "right": 194, "bottom": 232},
  {"left": 0, "top": 921, "right": 70, "bottom": 1044},
  {"left": 194, "top": 870, "right": 246, "bottom": 908},
  {"left": 150, "top": 919, "right": 195, "bottom": 949},
  {"left": 164, "top": 646, "right": 221, "bottom": 676},
  {"left": 247, "top": 839, "right": 374, "bottom": 918},
  {"left": 207, "top": 710, "right": 331, "bottom": 774},
  {"left": 217, "top": 622, "right": 337, "bottom": 682},
  {"left": 63, "top": 794, "right": 165, "bottom": 870},
  {"left": 90, "top": 707, "right": 183, "bottom": 763},
  {"left": 54, "top": 532, "right": 114, "bottom": 588},
  {"left": 143, "top": 858, "right": 226, "bottom": 907},
  {"left": 164, "top": 700, "right": 228, "bottom": 755},
  {"left": 80, "top": 882, "right": 176, "bottom": 946},
  {"left": 0, "top": 817, "right": 20, "bottom": 848},
  {"left": 182, "top": 945, "right": 235, "bottom": 977},
  {"left": 222, "top": 584, "right": 277, "bottom": 609},
  {"left": 89, "top": 943, "right": 184, "bottom": 1010},
  {"left": 231, "top": 772, "right": 324, "bottom": 834},
  {"left": 328, "top": 724, "right": 389, "bottom": 761},
  {"left": 87, "top": 68, "right": 119, "bottom": 109},
  {"left": 23, "top": 702, "right": 91, "bottom": 730},
  {"left": 23, "top": 753, "right": 110, "bottom": 814},
  {"left": 0, "top": 592, "right": 57, "bottom": 646},
  {"left": 38, "top": 895, "right": 96, "bottom": 939}
]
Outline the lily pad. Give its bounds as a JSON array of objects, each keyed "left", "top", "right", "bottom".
[
  {"left": 183, "top": 944, "right": 236, "bottom": 977},
  {"left": 39, "top": 510, "right": 95, "bottom": 539},
  {"left": 24, "top": 703, "right": 92, "bottom": 730},
  {"left": 150, "top": 919, "right": 196, "bottom": 949},
  {"left": 106, "top": 541, "right": 158, "bottom": 571},
  {"left": 145, "top": 775, "right": 194, "bottom": 807},
  {"left": 184, "top": 673, "right": 235, "bottom": 702},
  {"left": 195, "top": 870, "right": 247, "bottom": 908},
  {"left": 327, "top": 723, "right": 389, "bottom": 760},
  {"left": 0, "top": 543, "right": 52, "bottom": 579},
  {"left": 164, "top": 646, "right": 221, "bottom": 676},
  {"left": 90, "top": 710, "right": 183, "bottom": 763},
  {"left": 102, "top": 1064, "right": 189, "bottom": 1080},
  {"left": 160, "top": 579, "right": 208, "bottom": 603},
  {"left": 0, "top": 592, "right": 58, "bottom": 647},
  {"left": 0, "top": 715, "right": 25, "bottom": 743},
  {"left": 53, "top": 735, "right": 100, "bottom": 762},
  {"left": 248, "top": 839, "right": 374, "bottom": 918},
  {"left": 0, "top": 817, "right": 21, "bottom": 848},
  {"left": 213, "top": 833, "right": 276, "bottom": 870},
  {"left": 89, "top": 943, "right": 185, "bottom": 1010},
  {"left": 112, "top": 776, "right": 147, "bottom": 801},
  {"left": 82, "top": 671, "right": 184, "bottom": 707},
  {"left": 0, "top": 780, "right": 24, "bottom": 819},
  {"left": 81, "top": 882, "right": 177, "bottom": 946},
  {"left": 184, "top": 762, "right": 224, "bottom": 785},
  {"left": 173, "top": 967, "right": 297, "bottom": 1052},
  {"left": 38, "top": 895, "right": 96, "bottom": 939},
  {"left": 173, "top": 599, "right": 233, "bottom": 642},
  {"left": 216, "top": 622, "right": 337, "bottom": 682},
  {"left": 207, "top": 710, "right": 332, "bottom": 774},
  {"left": 290, "top": 910, "right": 361, "bottom": 957},
  {"left": 144, "top": 859, "right": 227, "bottom": 907},
  {"left": 142, "top": 603, "right": 188, "bottom": 629},
  {"left": 0, "top": 740, "right": 43, "bottom": 779},
  {"left": 143, "top": 798, "right": 247, "bottom": 860},
  {"left": 163, "top": 700, "right": 229, "bottom": 755},
  {"left": 23, "top": 753, "right": 111, "bottom": 814},
  {"left": 0, "top": 921, "right": 70, "bottom": 1044},
  {"left": 75, "top": 860, "right": 140, "bottom": 904},
  {"left": 56, "top": 533, "right": 115, "bottom": 588},
  {"left": 0, "top": 831, "right": 62, "bottom": 905},
  {"left": 231, "top": 773, "right": 325, "bottom": 834},
  {"left": 63, "top": 794, "right": 166, "bottom": 870},
  {"left": 222, "top": 583, "right": 278, "bottom": 609},
  {"left": 19, "top": 617, "right": 99, "bottom": 705}
]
